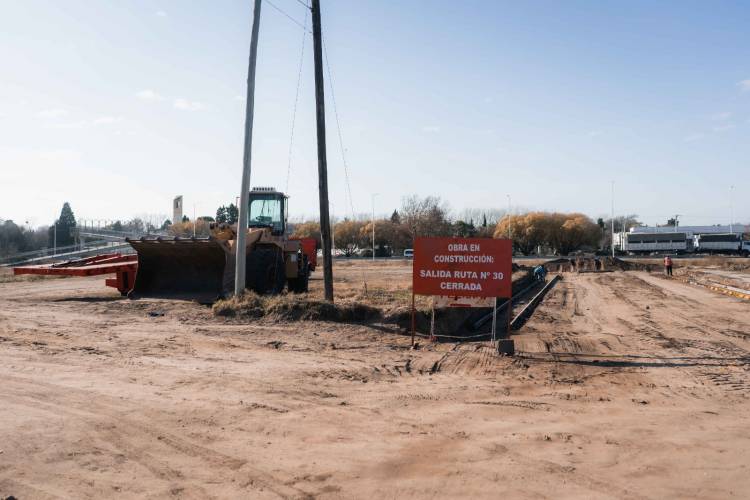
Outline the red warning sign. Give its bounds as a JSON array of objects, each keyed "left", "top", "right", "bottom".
[{"left": 413, "top": 237, "right": 513, "bottom": 298}]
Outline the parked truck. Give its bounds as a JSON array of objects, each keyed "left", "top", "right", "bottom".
[
  {"left": 693, "top": 233, "right": 750, "bottom": 256},
  {"left": 623, "top": 232, "right": 691, "bottom": 255}
]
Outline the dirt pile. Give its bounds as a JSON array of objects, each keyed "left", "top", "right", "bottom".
[
  {"left": 544, "top": 256, "right": 660, "bottom": 272},
  {"left": 213, "top": 292, "right": 382, "bottom": 323}
]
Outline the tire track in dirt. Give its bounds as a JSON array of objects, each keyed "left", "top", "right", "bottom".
[{"left": 0, "top": 374, "right": 319, "bottom": 499}]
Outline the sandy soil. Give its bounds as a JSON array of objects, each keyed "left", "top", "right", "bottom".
[{"left": 0, "top": 261, "right": 749, "bottom": 499}]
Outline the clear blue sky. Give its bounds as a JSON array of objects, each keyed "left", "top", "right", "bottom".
[{"left": 1, "top": 0, "right": 748, "bottom": 228}]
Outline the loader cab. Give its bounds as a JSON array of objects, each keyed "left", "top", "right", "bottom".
[{"left": 248, "top": 187, "right": 287, "bottom": 236}]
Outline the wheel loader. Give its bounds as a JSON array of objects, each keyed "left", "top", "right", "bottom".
[{"left": 126, "top": 187, "right": 315, "bottom": 301}]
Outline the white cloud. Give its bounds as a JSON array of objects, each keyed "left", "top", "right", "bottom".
[
  {"left": 173, "top": 98, "right": 206, "bottom": 111},
  {"left": 47, "top": 121, "right": 88, "bottom": 129},
  {"left": 92, "top": 116, "right": 123, "bottom": 125},
  {"left": 587, "top": 130, "right": 603, "bottom": 138},
  {"left": 683, "top": 133, "right": 704, "bottom": 143},
  {"left": 738, "top": 79, "right": 750, "bottom": 92},
  {"left": 711, "top": 111, "right": 732, "bottom": 121},
  {"left": 136, "top": 89, "right": 164, "bottom": 101},
  {"left": 36, "top": 149, "right": 82, "bottom": 163},
  {"left": 45, "top": 116, "right": 124, "bottom": 129},
  {"left": 155, "top": 10, "right": 167, "bottom": 17},
  {"left": 422, "top": 125, "right": 440, "bottom": 133},
  {"left": 234, "top": 95, "right": 246, "bottom": 101},
  {"left": 37, "top": 108, "right": 68, "bottom": 118},
  {"left": 713, "top": 124, "right": 734, "bottom": 132}
]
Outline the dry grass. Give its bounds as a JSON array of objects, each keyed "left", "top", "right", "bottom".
[{"left": 213, "top": 292, "right": 383, "bottom": 323}]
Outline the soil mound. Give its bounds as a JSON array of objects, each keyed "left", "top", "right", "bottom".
[
  {"left": 213, "top": 293, "right": 382, "bottom": 323},
  {"left": 544, "top": 256, "right": 659, "bottom": 272}
]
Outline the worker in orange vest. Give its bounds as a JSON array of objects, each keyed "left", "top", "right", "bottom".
[{"left": 664, "top": 255, "right": 673, "bottom": 277}]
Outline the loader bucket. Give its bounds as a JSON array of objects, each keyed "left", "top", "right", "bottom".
[{"left": 127, "top": 237, "right": 231, "bottom": 301}]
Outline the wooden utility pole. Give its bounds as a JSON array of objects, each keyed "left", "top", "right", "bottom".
[
  {"left": 234, "top": 0, "right": 262, "bottom": 296},
  {"left": 311, "top": 0, "right": 334, "bottom": 302}
]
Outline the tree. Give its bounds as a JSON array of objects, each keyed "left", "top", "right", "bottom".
[
  {"left": 182, "top": 215, "right": 190, "bottom": 223},
  {"left": 216, "top": 206, "right": 228, "bottom": 223},
  {"left": 226, "top": 203, "right": 239, "bottom": 224},
  {"left": 360, "top": 219, "right": 411, "bottom": 254},
  {"left": 160, "top": 219, "right": 172, "bottom": 230},
  {"left": 291, "top": 221, "right": 322, "bottom": 248},
  {"left": 215, "top": 204, "right": 238, "bottom": 224},
  {"left": 334, "top": 220, "right": 367, "bottom": 256},
  {"left": 453, "top": 220, "right": 477, "bottom": 238},
  {"left": 401, "top": 195, "right": 452, "bottom": 239},
  {"left": 0, "top": 220, "right": 26, "bottom": 256},
  {"left": 48, "top": 202, "right": 77, "bottom": 247},
  {"left": 390, "top": 209, "right": 401, "bottom": 224},
  {"left": 494, "top": 212, "right": 601, "bottom": 255}
]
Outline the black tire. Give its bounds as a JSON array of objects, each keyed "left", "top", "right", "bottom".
[
  {"left": 288, "top": 256, "right": 310, "bottom": 293},
  {"left": 246, "top": 246, "right": 286, "bottom": 295}
]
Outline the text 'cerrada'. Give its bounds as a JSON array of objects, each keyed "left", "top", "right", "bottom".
[{"left": 412, "top": 237, "right": 513, "bottom": 298}]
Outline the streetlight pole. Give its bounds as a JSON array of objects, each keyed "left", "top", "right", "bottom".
[
  {"left": 730, "top": 185, "right": 734, "bottom": 234},
  {"left": 371, "top": 193, "right": 378, "bottom": 261}
]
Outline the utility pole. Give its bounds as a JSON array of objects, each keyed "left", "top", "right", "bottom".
[
  {"left": 311, "top": 0, "right": 334, "bottom": 302},
  {"left": 371, "top": 193, "right": 378, "bottom": 261},
  {"left": 506, "top": 194, "right": 512, "bottom": 240},
  {"left": 234, "top": 0, "right": 262, "bottom": 296},
  {"left": 611, "top": 181, "right": 615, "bottom": 258}
]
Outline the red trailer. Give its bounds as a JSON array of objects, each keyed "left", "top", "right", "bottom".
[
  {"left": 291, "top": 237, "right": 318, "bottom": 272},
  {"left": 13, "top": 253, "right": 138, "bottom": 295}
]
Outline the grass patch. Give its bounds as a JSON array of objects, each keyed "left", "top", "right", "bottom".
[{"left": 213, "top": 292, "right": 382, "bottom": 323}]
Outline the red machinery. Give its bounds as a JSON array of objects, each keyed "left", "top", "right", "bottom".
[
  {"left": 291, "top": 237, "right": 318, "bottom": 272},
  {"left": 12, "top": 237, "right": 318, "bottom": 298},
  {"left": 13, "top": 253, "right": 138, "bottom": 295}
]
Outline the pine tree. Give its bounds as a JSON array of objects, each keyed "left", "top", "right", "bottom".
[
  {"left": 48, "top": 202, "right": 77, "bottom": 247},
  {"left": 390, "top": 209, "right": 400, "bottom": 224},
  {"left": 227, "top": 203, "right": 239, "bottom": 224},
  {"left": 216, "top": 206, "right": 228, "bottom": 223}
]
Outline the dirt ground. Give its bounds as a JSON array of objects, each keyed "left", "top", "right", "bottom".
[{"left": 1, "top": 260, "right": 749, "bottom": 499}]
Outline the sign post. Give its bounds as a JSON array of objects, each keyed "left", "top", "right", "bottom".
[{"left": 412, "top": 237, "right": 513, "bottom": 348}]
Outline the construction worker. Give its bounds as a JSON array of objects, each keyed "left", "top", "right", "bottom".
[
  {"left": 664, "top": 255, "right": 673, "bottom": 277},
  {"left": 533, "top": 265, "right": 547, "bottom": 282}
]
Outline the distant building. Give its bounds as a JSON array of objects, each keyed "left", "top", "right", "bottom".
[{"left": 173, "top": 196, "right": 183, "bottom": 223}]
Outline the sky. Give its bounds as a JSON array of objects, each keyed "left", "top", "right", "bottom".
[{"left": 1, "top": 0, "right": 749, "bottom": 228}]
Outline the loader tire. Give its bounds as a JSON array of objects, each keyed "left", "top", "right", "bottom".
[
  {"left": 247, "top": 247, "right": 286, "bottom": 295},
  {"left": 288, "top": 257, "right": 310, "bottom": 293}
]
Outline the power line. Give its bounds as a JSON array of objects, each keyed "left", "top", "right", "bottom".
[
  {"left": 285, "top": 3, "right": 309, "bottom": 192},
  {"left": 323, "top": 37, "right": 356, "bottom": 219},
  {"left": 264, "top": 0, "right": 310, "bottom": 32}
]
